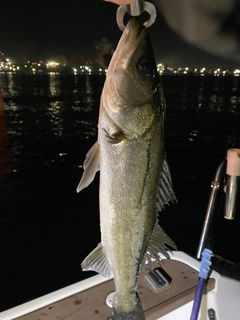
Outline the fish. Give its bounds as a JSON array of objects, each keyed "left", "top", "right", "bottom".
[{"left": 77, "top": 17, "right": 177, "bottom": 320}]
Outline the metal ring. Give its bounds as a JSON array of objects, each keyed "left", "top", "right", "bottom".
[
  {"left": 143, "top": 2, "right": 157, "bottom": 28},
  {"left": 116, "top": 5, "right": 128, "bottom": 31},
  {"left": 116, "top": 2, "right": 157, "bottom": 31}
]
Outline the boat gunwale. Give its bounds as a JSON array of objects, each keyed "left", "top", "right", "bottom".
[{"left": 0, "top": 251, "right": 221, "bottom": 320}]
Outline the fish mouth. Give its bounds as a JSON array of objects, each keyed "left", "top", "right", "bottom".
[
  {"left": 124, "top": 17, "right": 145, "bottom": 43},
  {"left": 112, "top": 18, "right": 146, "bottom": 71}
]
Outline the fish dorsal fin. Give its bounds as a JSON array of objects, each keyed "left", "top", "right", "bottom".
[
  {"left": 156, "top": 156, "right": 177, "bottom": 212},
  {"left": 81, "top": 243, "right": 113, "bottom": 278},
  {"left": 76, "top": 142, "right": 100, "bottom": 193},
  {"left": 140, "top": 223, "right": 177, "bottom": 270}
]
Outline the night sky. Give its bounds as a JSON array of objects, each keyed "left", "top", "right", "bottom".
[
  {"left": 1, "top": 0, "right": 240, "bottom": 68},
  {"left": 1, "top": 1, "right": 122, "bottom": 62}
]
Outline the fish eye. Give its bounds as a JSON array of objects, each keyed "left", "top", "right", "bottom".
[{"left": 137, "top": 57, "right": 153, "bottom": 75}]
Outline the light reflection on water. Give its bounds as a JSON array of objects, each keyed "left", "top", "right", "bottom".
[
  {"left": 0, "top": 73, "right": 240, "bottom": 187},
  {"left": 48, "top": 101, "right": 65, "bottom": 137},
  {"left": 48, "top": 73, "right": 61, "bottom": 97},
  {"left": 0, "top": 114, "right": 14, "bottom": 178},
  {"left": 0, "top": 74, "right": 240, "bottom": 173},
  {"left": 163, "top": 75, "right": 240, "bottom": 115},
  {"left": 4, "top": 73, "right": 19, "bottom": 97},
  {"left": 0, "top": 74, "right": 103, "bottom": 170}
]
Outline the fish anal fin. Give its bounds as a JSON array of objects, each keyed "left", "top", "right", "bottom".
[
  {"left": 76, "top": 142, "right": 100, "bottom": 193},
  {"left": 81, "top": 243, "right": 112, "bottom": 278},
  {"left": 140, "top": 223, "right": 177, "bottom": 271}
]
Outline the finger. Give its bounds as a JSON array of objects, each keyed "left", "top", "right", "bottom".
[{"left": 104, "top": 0, "right": 136, "bottom": 5}]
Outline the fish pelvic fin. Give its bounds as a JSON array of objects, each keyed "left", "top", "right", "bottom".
[
  {"left": 76, "top": 142, "right": 100, "bottom": 193},
  {"left": 141, "top": 223, "right": 177, "bottom": 271},
  {"left": 81, "top": 243, "right": 113, "bottom": 278},
  {"left": 111, "top": 293, "right": 145, "bottom": 320},
  {"left": 156, "top": 155, "right": 177, "bottom": 212}
]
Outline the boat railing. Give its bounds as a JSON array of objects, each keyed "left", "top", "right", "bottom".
[{"left": 197, "top": 148, "right": 240, "bottom": 259}]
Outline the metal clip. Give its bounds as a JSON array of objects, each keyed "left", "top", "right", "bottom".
[
  {"left": 127, "top": 0, "right": 145, "bottom": 16},
  {"left": 116, "top": 1, "right": 157, "bottom": 31}
]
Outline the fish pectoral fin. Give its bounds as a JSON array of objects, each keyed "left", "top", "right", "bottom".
[
  {"left": 103, "top": 128, "right": 129, "bottom": 144},
  {"left": 156, "top": 156, "right": 177, "bottom": 212},
  {"left": 76, "top": 142, "right": 100, "bottom": 193},
  {"left": 141, "top": 223, "right": 177, "bottom": 270},
  {"left": 81, "top": 243, "right": 113, "bottom": 278}
]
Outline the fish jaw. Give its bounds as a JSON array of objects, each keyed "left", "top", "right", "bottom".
[
  {"left": 100, "top": 18, "right": 162, "bottom": 141},
  {"left": 107, "top": 18, "right": 146, "bottom": 74}
]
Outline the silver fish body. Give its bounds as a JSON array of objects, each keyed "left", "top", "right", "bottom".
[{"left": 77, "top": 18, "right": 176, "bottom": 320}]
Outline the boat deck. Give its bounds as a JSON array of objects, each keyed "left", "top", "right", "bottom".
[{"left": 16, "top": 259, "right": 215, "bottom": 320}]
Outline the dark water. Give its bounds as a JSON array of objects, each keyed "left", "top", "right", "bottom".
[{"left": 0, "top": 73, "right": 240, "bottom": 312}]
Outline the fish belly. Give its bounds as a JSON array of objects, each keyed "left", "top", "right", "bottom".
[{"left": 99, "top": 120, "right": 163, "bottom": 312}]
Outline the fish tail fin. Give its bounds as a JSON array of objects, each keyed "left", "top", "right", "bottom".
[
  {"left": 110, "top": 293, "right": 145, "bottom": 320},
  {"left": 110, "top": 308, "right": 145, "bottom": 320}
]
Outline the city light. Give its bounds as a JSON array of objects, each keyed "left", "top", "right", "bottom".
[
  {"left": 0, "top": 54, "right": 21, "bottom": 72},
  {"left": 46, "top": 61, "right": 60, "bottom": 68},
  {"left": 0, "top": 50, "right": 240, "bottom": 76},
  {"left": 234, "top": 69, "right": 240, "bottom": 76}
]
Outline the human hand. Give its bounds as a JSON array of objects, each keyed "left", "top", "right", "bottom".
[
  {"left": 104, "top": 0, "right": 136, "bottom": 4},
  {"left": 156, "top": 0, "right": 238, "bottom": 59}
]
